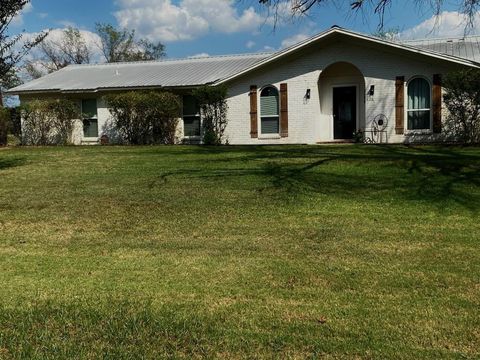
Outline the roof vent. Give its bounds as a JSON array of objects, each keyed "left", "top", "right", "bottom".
[{"left": 115, "top": 69, "right": 120, "bottom": 76}]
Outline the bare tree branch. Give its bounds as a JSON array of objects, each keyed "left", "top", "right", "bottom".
[{"left": 257, "top": 0, "right": 480, "bottom": 30}]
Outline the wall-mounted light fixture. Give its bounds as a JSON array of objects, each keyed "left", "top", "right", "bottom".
[
  {"left": 368, "top": 85, "right": 375, "bottom": 96},
  {"left": 305, "top": 89, "right": 311, "bottom": 100}
]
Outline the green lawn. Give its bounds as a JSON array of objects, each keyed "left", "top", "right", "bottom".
[{"left": 0, "top": 145, "right": 479, "bottom": 359}]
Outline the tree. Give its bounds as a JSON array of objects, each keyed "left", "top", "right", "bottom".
[
  {"left": 372, "top": 27, "right": 400, "bottom": 41},
  {"left": 192, "top": 85, "right": 229, "bottom": 145},
  {"left": 105, "top": 91, "right": 181, "bottom": 145},
  {"left": 0, "top": 0, "right": 48, "bottom": 106},
  {"left": 24, "top": 24, "right": 167, "bottom": 79},
  {"left": 443, "top": 69, "right": 480, "bottom": 144},
  {"left": 258, "top": 0, "right": 480, "bottom": 30},
  {"left": 25, "top": 27, "right": 91, "bottom": 78},
  {"left": 0, "top": 67, "right": 21, "bottom": 107},
  {"left": 21, "top": 98, "right": 80, "bottom": 145},
  {"left": 95, "top": 23, "right": 165, "bottom": 63}
]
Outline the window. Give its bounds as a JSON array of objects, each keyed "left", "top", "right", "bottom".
[
  {"left": 183, "top": 95, "right": 201, "bottom": 137},
  {"left": 260, "top": 86, "right": 279, "bottom": 134},
  {"left": 82, "top": 99, "right": 98, "bottom": 138},
  {"left": 407, "top": 78, "right": 431, "bottom": 130}
]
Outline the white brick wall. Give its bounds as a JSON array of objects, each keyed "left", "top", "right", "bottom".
[{"left": 223, "top": 38, "right": 464, "bottom": 145}]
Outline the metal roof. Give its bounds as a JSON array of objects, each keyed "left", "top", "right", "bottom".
[
  {"left": 8, "top": 53, "right": 271, "bottom": 94},
  {"left": 8, "top": 28, "right": 480, "bottom": 95},
  {"left": 403, "top": 35, "right": 480, "bottom": 62}
]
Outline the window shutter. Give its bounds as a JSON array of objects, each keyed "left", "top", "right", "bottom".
[
  {"left": 395, "top": 76, "right": 405, "bottom": 135},
  {"left": 280, "top": 83, "right": 288, "bottom": 137},
  {"left": 433, "top": 74, "right": 442, "bottom": 133},
  {"left": 249, "top": 85, "right": 258, "bottom": 138}
]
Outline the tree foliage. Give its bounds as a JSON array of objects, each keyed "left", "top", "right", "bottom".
[
  {"left": 258, "top": 0, "right": 480, "bottom": 29},
  {"left": 192, "top": 85, "right": 229, "bottom": 145},
  {"left": 0, "top": 105, "right": 21, "bottom": 145},
  {"left": 95, "top": 24, "right": 166, "bottom": 63},
  {"left": 21, "top": 99, "right": 80, "bottom": 145},
  {"left": 0, "top": 106, "right": 7, "bottom": 145},
  {"left": 0, "top": 0, "right": 47, "bottom": 104},
  {"left": 105, "top": 91, "right": 181, "bottom": 145},
  {"left": 443, "top": 69, "right": 480, "bottom": 144},
  {"left": 25, "top": 27, "right": 91, "bottom": 78}
]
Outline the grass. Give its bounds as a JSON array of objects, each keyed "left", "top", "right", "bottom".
[{"left": 0, "top": 144, "right": 479, "bottom": 359}]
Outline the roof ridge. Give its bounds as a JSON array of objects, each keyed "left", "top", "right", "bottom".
[{"left": 67, "top": 52, "right": 274, "bottom": 68}]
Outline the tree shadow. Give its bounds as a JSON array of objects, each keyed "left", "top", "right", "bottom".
[
  {"left": 0, "top": 157, "right": 26, "bottom": 171},
  {"left": 151, "top": 145, "right": 480, "bottom": 212}
]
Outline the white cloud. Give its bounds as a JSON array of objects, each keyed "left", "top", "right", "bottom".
[
  {"left": 11, "top": 2, "right": 33, "bottom": 27},
  {"left": 188, "top": 53, "right": 210, "bottom": 58},
  {"left": 401, "top": 11, "right": 480, "bottom": 39},
  {"left": 38, "top": 13, "right": 49, "bottom": 19},
  {"left": 246, "top": 40, "right": 256, "bottom": 49},
  {"left": 114, "top": 0, "right": 273, "bottom": 42},
  {"left": 281, "top": 33, "right": 310, "bottom": 48}
]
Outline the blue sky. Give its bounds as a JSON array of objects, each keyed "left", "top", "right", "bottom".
[{"left": 12, "top": 0, "right": 475, "bottom": 59}]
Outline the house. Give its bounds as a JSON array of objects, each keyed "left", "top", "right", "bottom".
[{"left": 7, "top": 27, "right": 480, "bottom": 145}]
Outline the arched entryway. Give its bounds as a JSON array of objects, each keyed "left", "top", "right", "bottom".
[{"left": 318, "top": 62, "right": 366, "bottom": 141}]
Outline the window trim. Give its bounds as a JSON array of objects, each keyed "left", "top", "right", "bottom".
[
  {"left": 81, "top": 98, "right": 99, "bottom": 139},
  {"left": 259, "top": 84, "right": 280, "bottom": 137},
  {"left": 405, "top": 76, "right": 433, "bottom": 134},
  {"left": 182, "top": 95, "right": 201, "bottom": 139}
]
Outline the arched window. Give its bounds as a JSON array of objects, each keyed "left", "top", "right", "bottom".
[
  {"left": 407, "top": 78, "right": 431, "bottom": 130},
  {"left": 260, "top": 86, "right": 279, "bottom": 134}
]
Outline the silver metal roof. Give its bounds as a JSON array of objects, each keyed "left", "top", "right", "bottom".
[
  {"left": 8, "top": 28, "right": 480, "bottom": 95},
  {"left": 403, "top": 36, "right": 480, "bottom": 62},
  {"left": 9, "top": 53, "right": 271, "bottom": 94}
]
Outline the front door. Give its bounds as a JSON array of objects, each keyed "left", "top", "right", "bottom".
[{"left": 333, "top": 86, "right": 356, "bottom": 140}]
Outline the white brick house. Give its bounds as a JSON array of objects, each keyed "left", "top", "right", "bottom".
[{"left": 8, "top": 27, "right": 480, "bottom": 145}]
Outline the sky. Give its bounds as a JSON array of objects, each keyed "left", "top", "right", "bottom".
[{"left": 9, "top": 0, "right": 480, "bottom": 60}]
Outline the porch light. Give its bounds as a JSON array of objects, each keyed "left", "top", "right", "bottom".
[
  {"left": 368, "top": 85, "right": 375, "bottom": 96},
  {"left": 305, "top": 89, "right": 311, "bottom": 100}
]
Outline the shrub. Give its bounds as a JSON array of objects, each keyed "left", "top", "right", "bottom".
[
  {"left": 105, "top": 91, "right": 181, "bottom": 145},
  {"left": 192, "top": 85, "right": 228, "bottom": 145},
  {"left": 22, "top": 99, "right": 80, "bottom": 145},
  {"left": 0, "top": 107, "right": 22, "bottom": 146},
  {"left": 443, "top": 69, "right": 480, "bottom": 144},
  {"left": 0, "top": 108, "right": 7, "bottom": 146},
  {"left": 7, "top": 107, "right": 22, "bottom": 138}
]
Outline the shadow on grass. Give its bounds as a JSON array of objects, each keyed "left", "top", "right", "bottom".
[
  {"left": 0, "top": 157, "right": 26, "bottom": 171},
  {"left": 155, "top": 145, "right": 480, "bottom": 211}
]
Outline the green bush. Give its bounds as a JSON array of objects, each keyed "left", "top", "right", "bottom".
[
  {"left": 443, "top": 69, "right": 480, "bottom": 144},
  {"left": 105, "top": 91, "right": 181, "bottom": 145},
  {"left": 7, "top": 107, "right": 22, "bottom": 138},
  {"left": 192, "top": 85, "right": 228, "bottom": 145},
  {"left": 0, "top": 108, "right": 8, "bottom": 146},
  {"left": 21, "top": 99, "right": 80, "bottom": 145}
]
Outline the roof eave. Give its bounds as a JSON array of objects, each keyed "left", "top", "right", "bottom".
[
  {"left": 7, "top": 83, "right": 211, "bottom": 96},
  {"left": 5, "top": 89, "right": 62, "bottom": 96}
]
